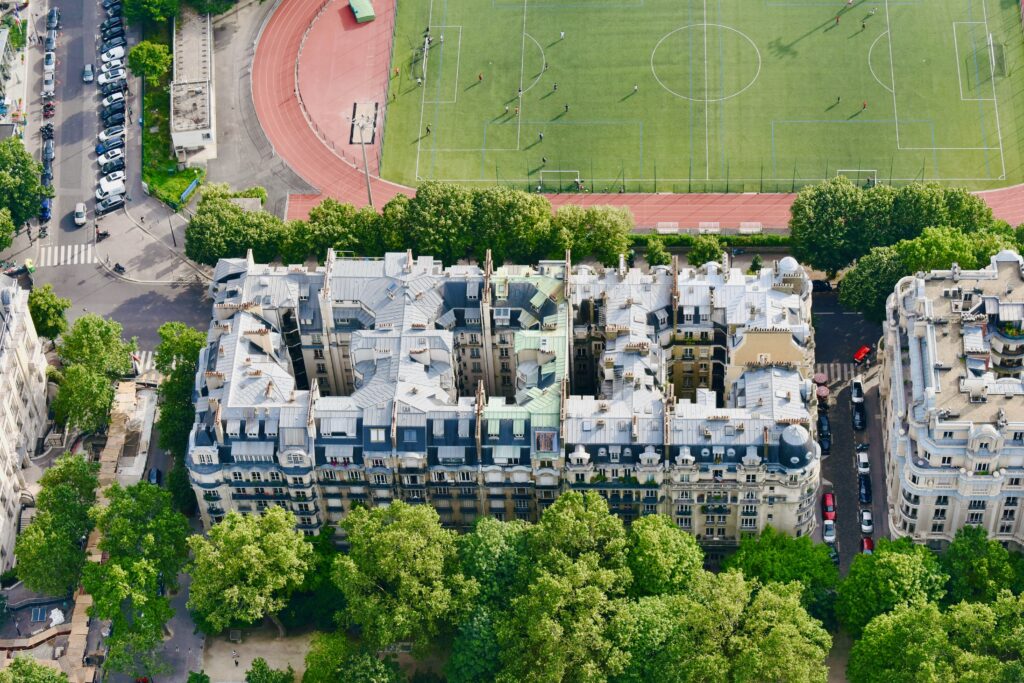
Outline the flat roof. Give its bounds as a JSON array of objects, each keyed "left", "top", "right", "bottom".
[{"left": 171, "top": 6, "right": 212, "bottom": 134}]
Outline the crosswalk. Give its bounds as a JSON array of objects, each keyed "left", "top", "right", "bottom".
[
  {"left": 134, "top": 350, "right": 156, "bottom": 374},
  {"left": 37, "top": 244, "right": 96, "bottom": 268},
  {"left": 814, "top": 363, "right": 859, "bottom": 384}
]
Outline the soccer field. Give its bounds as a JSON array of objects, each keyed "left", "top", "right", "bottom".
[{"left": 379, "top": 0, "right": 1024, "bottom": 193}]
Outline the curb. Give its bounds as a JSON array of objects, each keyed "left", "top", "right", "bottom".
[{"left": 99, "top": 204, "right": 212, "bottom": 284}]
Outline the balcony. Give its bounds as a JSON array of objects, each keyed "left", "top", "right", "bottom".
[
  {"left": 207, "top": 505, "right": 224, "bottom": 515},
  {"left": 202, "top": 492, "right": 221, "bottom": 502},
  {"left": 232, "top": 492, "right": 288, "bottom": 501}
]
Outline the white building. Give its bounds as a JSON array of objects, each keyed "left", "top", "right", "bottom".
[
  {"left": 170, "top": 6, "right": 216, "bottom": 164},
  {"left": 0, "top": 276, "right": 48, "bottom": 570},
  {"left": 881, "top": 250, "right": 1024, "bottom": 550}
]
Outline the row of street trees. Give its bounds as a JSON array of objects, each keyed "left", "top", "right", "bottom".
[
  {"left": 0, "top": 137, "right": 52, "bottom": 246},
  {"left": 184, "top": 183, "right": 636, "bottom": 267}
]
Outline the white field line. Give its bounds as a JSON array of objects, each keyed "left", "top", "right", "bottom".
[
  {"left": 423, "top": 26, "right": 464, "bottom": 104},
  {"left": 516, "top": 0, "right": 528, "bottom": 149},
  {"left": 703, "top": 0, "right": 710, "bottom": 180},
  {"left": 952, "top": 22, "right": 996, "bottom": 101},
  {"left": 981, "top": 0, "right": 1007, "bottom": 179},
  {"left": 414, "top": 0, "right": 435, "bottom": 180},
  {"left": 884, "top": 0, "right": 900, "bottom": 147}
]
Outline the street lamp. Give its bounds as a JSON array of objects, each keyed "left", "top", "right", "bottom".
[{"left": 346, "top": 114, "right": 375, "bottom": 209}]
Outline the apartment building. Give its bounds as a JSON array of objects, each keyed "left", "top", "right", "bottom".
[
  {"left": 187, "top": 250, "right": 820, "bottom": 547},
  {"left": 881, "top": 250, "right": 1024, "bottom": 550},
  {"left": 0, "top": 275, "right": 48, "bottom": 570}
]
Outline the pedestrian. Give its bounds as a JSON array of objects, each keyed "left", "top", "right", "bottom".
[
  {"left": 836, "top": 95, "right": 841, "bottom": 103},
  {"left": 560, "top": 31, "right": 565, "bottom": 40},
  {"left": 425, "top": 125, "right": 431, "bottom": 135},
  {"left": 514, "top": 106, "right": 519, "bottom": 116},
  {"left": 440, "top": 35, "right": 444, "bottom": 44},
  {"left": 539, "top": 132, "right": 544, "bottom": 141},
  {"left": 634, "top": 84, "right": 638, "bottom": 92},
  {"left": 564, "top": 103, "right": 569, "bottom": 113},
  {"left": 862, "top": 100, "right": 867, "bottom": 109},
  {"left": 175, "top": 646, "right": 180, "bottom": 654},
  {"left": 870, "top": 7, "right": 876, "bottom": 15},
  {"left": 835, "top": 15, "right": 840, "bottom": 24},
  {"left": 542, "top": 156, "right": 547, "bottom": 164},
  {"left": 393, "top": 66, "right": 400, "bottom": 77},
  {"left": 553, "top": 83, "right": 558, "bottom": 91},
  {"left": 846, "top": 0, "right": 853, "bottom": 6},
  {"left": 861, "top": 21, "right": 865, "bottom": 30},
  {"left": 544, "top": 62, "right": 548, "bottom": 71},
  {"left": 518, "top": 87, "right": 523, "bottom": 97},
  {"left": 504, "top": 104, "right": 509, "bottom": 114},
  {"left": 478, "top": 72, "right": 483, "bottom": 82},
  {"left": 417, "top": 77, "right": 423, "bottom": 86}
]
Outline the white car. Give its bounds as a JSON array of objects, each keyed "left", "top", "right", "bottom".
[
  {"left": 98, "top": 125, "right": 125, "bottom": 143},
  {"left": 822, "top": 519, "right": 837, "bottom": 544},
  {"left": 43, "top": 51, "right": 56, "bottom": 74},
  {"left": 73, "top": 203, "right": 87, "bottom": 226},
  {"left": 96, "top": 180, "right": 125, "bottom": 201},
  {"left": 100, "top": 58, "right": 124, "bottom": 73},
  {"left": 101, "top": 92, "right": 124, "bottom": 108},
  {"left": 41, "top": 72, "right": 55, "bottom": 97},
  {"left": 97, "top": 148, "right": 124, "bottom": 165},
  {"left": 101, "top": 170, "right": 126, "bottom": 187},
  {"left": 860, "top": 509, "right": 874, "bottom": 535},
  {"left": 97, "top": 68, "right": 126, "bottom": 85},
  {"left": 101, "top": 46, "right": 125, "bottom": 63},
  {"left": 851, "top": 376, "right": 865, "bottom": 404},
  {"left": 857, "top": 451, "right": 870, "bottom": 474}
]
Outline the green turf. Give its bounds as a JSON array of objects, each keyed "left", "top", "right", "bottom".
[{"left": 379, "top": 0, "right": 1024, "bottom": 194}]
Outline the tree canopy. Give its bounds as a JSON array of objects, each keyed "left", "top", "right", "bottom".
[
  {"left": 0, "top": 657, "right": 69, "bottom": 682},
  {"left": 27, "top": 284, "right": 71, "bottom": 340},
  {"left": 625, "top": 514, "right": 703, "bottom": 597},
  {"left": 941, "top": 524, "right": 1016, "bottom": 605},
  {"left": 303, "top": 632, "right": 402, "bottom": 683},
  {"left": 127, "top": 40, "right": 172, "bottom": 86},
  {"left": 0, "top": 137, "right": 51, "bottom": 234},
  {"left": 687, "top": 235, "right": 725, "bottom": 267},
  {"left": 52, "top": 364, "right": 115, "bottom": 433},
  {"left": 245, "top": 658, "right": 295, "bottom": 683},
  {"left": 58, "top": 313, "right": 136, "bottom": 380}
]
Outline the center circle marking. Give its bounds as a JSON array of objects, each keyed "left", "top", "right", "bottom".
[{"left": 650, "top": 24, "right": 762, "bottom": 103}]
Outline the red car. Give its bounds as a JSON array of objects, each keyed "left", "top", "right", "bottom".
[
  {"left": 821, "top": 492, "right": 836, "bottom": 521},
  {"left": 853, "top": 345, "right": 872, "bottom": 365},
  {"left": 861, "top": 537, "right": 874, "bottom": 554}
]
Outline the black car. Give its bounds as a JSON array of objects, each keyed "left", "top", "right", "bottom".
[
  {"left": 100, "top": 80, "right": 128, "bottom": 96},
  {"left": 44, "top": 30, "right": 57, "bottom": 51},
  {"left": 105, "top": 5, "right": 123, "bottom": 18},
  {"left": 100, "top": 16, "right": 123, "bottom": 31},
  {"left": 42, "top": 158, "right": 53, "bottom": 174},
  {"left": 102, "top": 0, "right": 121, "bottom": 8},
  {"left": 817, "top": 413, "right": 832, "bottom": 455},
  {"left": 852, "top": 403, "right": 866, "bottom": 431},
  {"left": 42, "top": 139, "right": 55, "bottom": 161},
  {"left": 827, "top": 544, "right": 840, "bottom": 566},
  {"left": 101, "top": 25, "right": 124, "bottom": 41},
  {"left": 40, "top": 171, "right": 52, "bottom": 187},
  {"left": 147, "top": 467, "right": 162, "bottom": 485},
  {"left": 100, "top": 158, "right": 125, "bottom": 175},
  {"left": 96, "top": 194, "right": 126, "bottom": 215},
  {"left": 102, "top": 112, "right": 126, "bottom": 127},
  {"left": 46, "top": 7, "right": 61, "bottom": 30},
  {"left": 101, "top": 101, "right": 126, "bottom": 119},
  {"left": 858, "top": 474, "right": 872, "bottom": 505},
  {"left": 100, "top": 36, "right": 126, "bottom": 52},
  {"left": 811, "top": 279, "right": 833, "bottom": 293}
]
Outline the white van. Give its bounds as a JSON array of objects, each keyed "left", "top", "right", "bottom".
[{"left": 96, "top": 179, "right": 126, "bottom": 201}]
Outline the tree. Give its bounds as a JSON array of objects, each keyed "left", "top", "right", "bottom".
[
  {"left": 625, "top": 514, "right": 703, "bottom": 597},
  {"left": 334, "top": 501, "right": 475, "bottom": 651},
  {"left": 187, "top": 673, "right": 212, "bottom": 683},
  {"left": 53, "top": 364, "right": 115, "bottom": 432},
  {"left": 124, "top": 0, "right": 180, "bottom": 24},
  {"left": 838, "top": 246, "right": 907, "bottom": 322},
  {"left": 404, "top": 181, "right": 475, "bottom": 265},
  {"left": 0, "top": 137, "right": 51, "bottom": 232},
  {"left": 789, "top": 176, "right": 864, "bottom": 277},
  {"left": 27, "top": 284, "right": 71, "bottom": 340},
  {"left": 889, "top": 183, "right": 951, "bottom": 243},
  {"left": 154, "top": 322, "right": 205, "bottom": 456},
  {"left": 941, "top": 525, "right": 1016, "bottom": 605},
  {"left": 836, "top": 537, "right": 948, "bottom": 637},
  {"left": 280, "top": 527, "right": 346, "bottom": 631},
  {"left": 559, "top": 206, "right": 634, "bottom": 266},
  {"left": 457, "top": 517, "right": 530, "bottom": 609},
  {"left": 303, "top": 632, "right": 403, "bottom": 683},
  {"left": 847, "top": 601, "right": 954, "bottom": 683},
  {"left": 722, "top": 525, "right": 839, "bottom": 625},
  {"left": 127, "top": 40, "right": 172, "bottom": 87},
  {"left": 470, "top": 185, "right": 552, "bottom": 264},
  {"left": 185, "top": 194, "right": 284, "bottom": 265},
  {"left": 644, "top": 236, "right": 670, "bottom": 267},
  {"left": 942, "top": 186, "right": 994, "bottom": 234},
  {"left": 749, "top": 253, "right": 763, "bottom": 273},
  {"left": 686, "top": 235, "right": 724, "bottom": 267},
  {"left": 447, "top": 606, "right": 501, "bottom": 683},
  {"left": 0, "top": 657, "right": 70, "bottom": 682},
  {"left": 245, "top": 658, "right": 294, "bottom": 683},
  {"left": 14, "top": 455, "right": 99, "bottom": 595},
  {"left": 166, "top": 460, "right": 197, "bottom": 516},
  {"left": 0, "top": 209, "right": 13, "bottom": 255},
  {"left": 894, "top": 225, "right": 980, "bottom": 273},
  {"left": 83, "top": 483, "right": 189, "bottom": 677},
  {"left": 187, "top": 507, "right": 313, "bottom": 636},
  {"left": 279, "top": 199, "right": 360, "bottom": 263},
  {"left": 58, "top": 313, "right": 135, "bottom": 380}
]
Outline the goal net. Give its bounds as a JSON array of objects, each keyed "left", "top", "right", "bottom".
[
  {"left": 836, "top": 169, "right": 877, "bottom": 187},
  {"left": 421, "top": 36, "right": 431, "bottom": 81},
  {"left": 989, "top": 33, "right": 1006, "bottom": 78},
  {"left": 537, "top": 170, "right": 582, "bottom": 192}
]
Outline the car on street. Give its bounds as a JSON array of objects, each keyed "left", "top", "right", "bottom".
[
  {"left": 73, "top": 203, "right": 87, "bottom": 226},
  {"left": 100, "top": 158, "right": 125, "bottom": 175},
  {"left": 46, "top": 7, "right": 61, "bottom": 30},
  {"left": 39, "top": 198, "right": 51, "bottom": 222},
  {"left": 82, "top": 63, "right": 95, "bottom": 83},
  {"left": 851, "top": 376, "right": 865, "bottom": 403},
  {"left": 105, "top": 4, "right": 123, "bottom": 18},
  {"left": 101, "top": 46, "right": 125, "bottom": 63},
  {"left": 101, "top": 170, "right": 126, "bottom": 186},
  {"left": 821, "top": 492, "right": 836, "bottom": 521},
  {"left": 95, "top": 137, "right": 124, "bottom": 155},
  {"left": 95, "top": 181, "right": 125, "bottom": 201},
  {"left": 40, "top": 168, "right": 52, "bottom": 186},
  {"left": 102, "top": 112, "right": 126, "bottom": 127},
  {"left": 147, "top": 467, "right": 162, "bottom": 485},
  {"left": 42, "top": 139, "right": 54, "bottom": 161},
  {"left": 861, "top": 537, "right": 874, "bottom": 554},
  {"left": 857, "top": 450, "right": 870, "bottom": 474},
  {"left": 41, "top": 72, "right": 55, "bottom": 97},
  {"left": 101, "top": 101, "right": 126, "bottom": 118},
  {"left": 101, "top": 92, "right": 125, "bottom": 108},
  {"left": 100, "top": 16, "right": 122, "bottom": 31},
  {"left": 812, "top": 279, "right": 833, "bottom": 293},
  {"left": 100, "top": 36, "right": 126, "bottom": 53},
  {"left": 98, "top": 68, "right": 126, "bottom": 85},
  {"left": 96, "top": 195, "right": 125, "bottom": 215},
  {"left": 852, "top": 402, "right": 866, "bottom": 431},
  {"left": 101, "top": 58, "right": 124, "bottom": 73},
  {"left": 860, "top": 509, "right": 874, "bottom": 534},
  {"left": 102, "top": 25, "right": 125, "bottom": 41},
  {"left": 817, "top": 412, "right": 831, "bottom": 455},
  {"left": 98, "top": 125, "right": 125, "bottom": 143},
  {"left": 43, "top": 52, "right": 56, "bottom": 73},
  {"left": 99, "top": 80, "right": 128, "bottom": 96},
  {"left": 858, "top": 473, "right": 872, "bottom": 505},
  {"left": 44, "top": 29, "right": 57, "bottom": 51},
  {"left": 828, "top": 544, "right": 840, "bottom": 566},
  {"left": 97, "top": 148, "right": 124, "bottom": 165},
  {"left": 102, "top": 0, "right": 121, "bottom": 8},
  {"left": 822, "top": 519, "right": 836, "bottom": 544},
  {"left": 853, "top": 345, "right": 873, "bottom": 365}
]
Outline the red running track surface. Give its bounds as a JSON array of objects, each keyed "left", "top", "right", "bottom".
[{"left": 255, "top": 0, "right": 1024, "bottom": 229}]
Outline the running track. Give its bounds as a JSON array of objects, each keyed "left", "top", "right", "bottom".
[{"left": 252, "top": 0, "right": 1024, "bottom": 228}]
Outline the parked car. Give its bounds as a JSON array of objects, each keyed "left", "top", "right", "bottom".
[
  {"left": 95, "top": 181, "right": 125, "bottom": 201},
  {"left": 812, "top": 279, "right": 833, "bottom": 293},
  {"left": 44, "top": 29, "right": 57, "bottom": 51},
  {"left": 101, "top": 25, "right": 125, "bottom": 41},
  {"left": 822, "top": 519, "right": 836, "bottom": 544},
  {"left": 101, "top": 58, "right": 124, "bottom": 73},
  {"left": 98, "top": 125, "right": 125, "bottom": 143},
  {"left": 99, "top": 80, "right": 128, "bottom": 96},
  {"left": 102, "top": 0, "right": 121, "bottom": 8},
  {"left": 101, "top": 46, "right": 125, "bottom": 63},
  {"left": 40, "top": 168, "right": 53, "bottom": 186},
  {"left": 41, "top": 72, "right": 56, "bottom": 97},
  {"left": 147, "top": 467, "right": 162, "bottom": 485},
  {"left": 101, "top": 170, "right": 126, "bottom": 186},
  {"left": 861, "top": 537, "right": 874, "bottom": 554},
  {"left": 858, "top": 474, "right": 872, "bottom": 505},
  {"left": 105, "top": 3, "right": 123, "bottom": 16},
  {"left": 100, "top": 158, "right": 125, "bottom": 175},
  {"left": 828, "top": 544, "right": 840, "bottom": 566},
  {"left": 42, "top": 138, "right": 54, "bottom": 161},
  {"left": 98, "top": 68, "right": 126, "bottom": 85},
  {"left": 97, "top": 148, "right": 124, "bottom": 165},
  {"left": 101, "top": 101, "right": 126, "bottom": 119},
  {"left": 817, "top": 413, "right": 831, "bottom": 455},
  {"left": 100, "top": 36, "right": 126, "bottom": 53},
  {"left": 852, "top": 402, "right": 866, "bottom": 431},
  {"left": 851, "top": 376, "right": 865, "bottom": 404},
  {"left": 857, "top": 450, "right": 870, "bottom": 474},
  {"left": 96, "top": 194, "right": 125, "bottom": 215},
  {"left": 39, "top": 198, "right": 52, "bottom": 222},
  {"left": 100, "top": 16, "right": 123, "bottom": 31},
  {"left": 46, "top": 7, "right": 61, "bottom": 30},
  {"left": 43, "top": 51, "right": 56, "bottom": 74},
  {"left": 101, "top": 92, "right": 125, "bottom": 108},
  {"left": 95, "top": 137, "right": 124, "bottom": 155},
  {"left": 853, "top": 345, "right": 873, "bottom": 365},
  {"left": 102, "top": 112, "right": 126, "bottom": 127},
  {"left": 821, "top": 492, "right": 836, "bottom": 521},
  {"left": 73, "top": 203, "right": 87, "bottom": 226},
  {"left": 82, "top": 63, "right": 95, "bottom": 83},
  {"left": 860, "top": 509, "right": 874, "bottom": 534}
]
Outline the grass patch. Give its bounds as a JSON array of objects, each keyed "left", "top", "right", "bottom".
[
  {"left": 140, "top": 22, "right": 204, "bottom": 209},
  {"left": 2, "top": 16, "right": 27, "bottom": 50}
]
